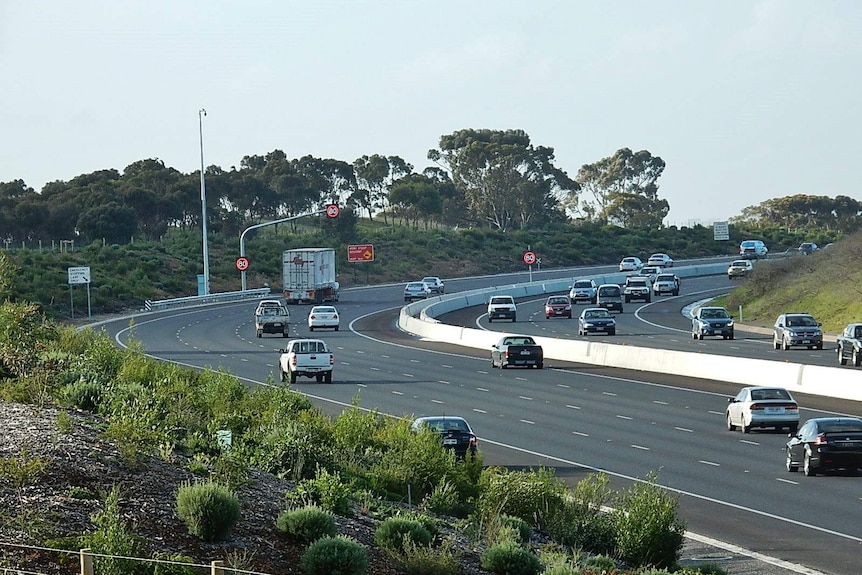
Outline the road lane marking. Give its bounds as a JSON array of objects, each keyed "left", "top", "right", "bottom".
[
  {"left": 616, "top": 415, "right": 633, "bottom": 420},
  {"left": 519, "top": 396, "right": 533, "bottom": 401},
  {"left": 632, "top": 445, "right": 649, "bottom": 450},
  {"left": 740, "top": 440, "right": 759, "bottom": 446},
  {"left": 473, "top": 409, "right": 487, "bottom": 413},
  {"left": 521, "top": 419, "right": 535, "bottom": 425},
  {"left": 700, "top": 461, "right": 720, "bottom": 466},
  {"left": 776, "top": 478, "right": 798, "bottom": 485},
  {"left": 477, "top": 387, "right": 489, "bottom": 392},
  {"left": 392, "top": 391, "right": 403, "bottom": 395},
  {"left": 431, "top": 399, "right": 444, "bottom": 404},
  {"left": 654, "top": 400, "right": 669, "bottom": 405},
  {"left": 573, "top": 431, "right": 589, "bottom": 437},
  {"left": 566, "top": 404, "right": 581, "bottom": 410},
  {"left": 603, "top": 392, "right": 617, "bottom": 396},
  {"left": 675, "top": 427, "right": 693, "bottom": 433}
]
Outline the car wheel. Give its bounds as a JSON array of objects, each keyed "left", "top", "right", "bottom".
[
  {"left": 282, "top": 331, "right": 289, "bottom": 338},
  {"left": 783, "top": 337, "right": 790, "bottom": 351},
  {"left": 279, "top": 367, "right": 287, "bottom": 384},
  {"left": 839, "top": 348, "right": 847, "bottom": 365},
  {"left": 335, "top": 326, "right": 339, "bottom": 331},
  {"left": 646, "top": 297, "right": 651, "bottom": 303},
  {"left": 256, "top": 330, "right": 262, "bottom": 338},
  {"left": 673, "top": 290, "right": 679, "bottom": 296},
  {"left": 726, "top": 413, "right": 736, "bottom": 431},
  {"left": 692, "top": 331, "right": 698, "bottom": 340},
  {"left": 512, "top": 315, "right": 516, "bottom": 322},
  {"left": 773, "top": 337, "right": 780, "bottom": 350},
  {"left": 488, "top": 317, "right": 493, "bottom": 323},
  {"left": 625, "top": 297, "right": 630, "bottom": 303},
  {"left": 804, "top": 451, "right": 816, "bottom": 476},
  {"left": 608, "top": 329, "right": 616, "bottom": 336},
  {"left": 816, "top": 342, "right": 823, "bottom": 350},
  {"left": 786, "top": 450, "right": 798, "bottom": 472},
  {"left": 324, "top": 371, "right": 332, "bottom": 384},
  {"left": 537, "top": 362, "right": 544, "bottom": 369},
  {"left": 854, "top": 349, "right": 861, "bottom": 367},
  {"left": 728, "top": 332, "right": 734, "bottom": 340},
  {"left": 315, "top": 374, "right": 323, "bottom": 383},
  {"left": 789, "top": 423, "right": 798, "bottom": 434},
  {"left": 309, "top": 326, "right": 314, "bottom": 332},
  {"left": 289, "top": 370, "right": 297, "bottom": 385},
  {"left": 742, "top": 419, "right": 751, "bottom": 434}
]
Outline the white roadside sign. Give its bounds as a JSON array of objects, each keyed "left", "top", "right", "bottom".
[
  {"left": 68, "top": 266, "right": 91, "bottom": 285},
  {"left": 713, "top": 221, "right": 729, "bottom": 241}
]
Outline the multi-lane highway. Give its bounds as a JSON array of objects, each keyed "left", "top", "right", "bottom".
[{"left": 99, "top": 264, "right": 862, "bottom": 575}]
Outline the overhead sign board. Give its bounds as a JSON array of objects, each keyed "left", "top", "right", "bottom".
[
  {"left": 348, "top": 244, "right": 374, "bottom": 262},
  {"left": 713, "top": 221, "right": 730, "bottom": 241},
  {"left": 67, "top": 266, "right": 91, "bottom": 285}
]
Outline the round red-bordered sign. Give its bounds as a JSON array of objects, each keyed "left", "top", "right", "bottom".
[
  {"left": 235, "top": 257, "right": 249, "bottom": 271},
  {"left": 522, "top": 251, "right": 537, "bottom": 265},
  {"left": 325, "top": 204, "right": 340, "bottom": 218}
]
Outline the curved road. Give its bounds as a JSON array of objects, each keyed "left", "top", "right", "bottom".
[{"left": 98, "top": 267, "right": 862, "bottom": 575}]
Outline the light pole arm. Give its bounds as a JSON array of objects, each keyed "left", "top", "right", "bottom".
[{"left": 239, "top": 208, "right": 325, "bottom": 291}]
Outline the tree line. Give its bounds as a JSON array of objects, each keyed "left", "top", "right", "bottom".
[{"left": 1, "top": 128, "right": 858, "bottom": 245}]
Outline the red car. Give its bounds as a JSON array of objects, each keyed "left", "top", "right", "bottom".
[{"left": 544, "top": 295, "right": 572, "bottom": 319}]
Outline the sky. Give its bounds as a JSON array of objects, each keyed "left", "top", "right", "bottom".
[{"left": 2, "top": 0, "right": 860, "bottom": 226}]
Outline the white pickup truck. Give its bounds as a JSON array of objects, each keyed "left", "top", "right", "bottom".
[
  {"left": 278, "top": 339, "right": 333, "bottom": 384},
  {"left": 255, "top": 300, "right": 290, "bottom": 338},
  {"left": 487, "top": 295, "right": 517, "bottom": 323}
]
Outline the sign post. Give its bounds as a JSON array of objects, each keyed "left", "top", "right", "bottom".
[
  {"left": 522, "top": 250, "right": 537, "bottom": 283},
  {"left": 67, "top": 266, "right": 92, "bottom": 319}
]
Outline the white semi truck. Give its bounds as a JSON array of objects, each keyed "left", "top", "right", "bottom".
[{"left": 282, "top": 247, "right": 339, "bottom": 305}]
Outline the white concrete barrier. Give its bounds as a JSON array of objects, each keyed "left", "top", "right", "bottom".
[{"left": 399, "top": 264, "right": 862, "bottom": 401}]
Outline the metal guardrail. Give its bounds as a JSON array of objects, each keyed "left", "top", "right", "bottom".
[{"left": 144, "top": 288, "right": 273, "bottom": 312}]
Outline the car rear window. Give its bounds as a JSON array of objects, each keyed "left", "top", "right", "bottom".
[
  {"left": 573, "top": 281, "right": 593, "bottom": 288},
  {"left": 820, "top": 421, "right": 862, "bottom": 433}
]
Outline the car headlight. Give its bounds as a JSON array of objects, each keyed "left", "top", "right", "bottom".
[{"left": 726, "top": 320, "right": 734, "bottom": 326}]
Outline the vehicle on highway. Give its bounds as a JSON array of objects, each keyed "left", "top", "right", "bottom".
[
  {"left": 652, "top": 273, "right": 680, "bottom": 296},
  {"left": 798, "top": 242, "right": 819, "bottom": 255},
  {"left": 544, "top": 295, "right": 572, "bottom": 319},
  {"left": 739, "top": 239, "right": 768, "bottom": 259},
  {"left": 307, "top": 305, "right": 339, "bottom": 331},
  {"left": 487, "top": 295, "right": 517, "bottom": 322},
  {"left": 619, "top": 256, "right": 643, "bottom": 272},
  {"left": 623, "top": 276, "right": 651, "bottom": 303},
  {"left": 411, "top": 415, "right": 478, "bottom": 459},
  {"left": 786, "top": 417, "right": 862, "bottom": 476},
  {"left": 837, "top": 323, "right": 862, "bottom": 366},
  {"left": 568, "top": 279, "right": 598, "bottom": 304},
  {"left": 727, "top": 259, "right": 753, "bottom": 279},
  {"left": 421, "top": 276, "right": 445, "bottom": 294},
  {"left": 646, "top": 253, "right": 674, "bottom": 267},
  {"left": 691, "top": 306, "right": 734, "bottom": 340},
  {"left": 726, "top": 386, "right": 799, "bottom": 434},
  {"left": 595, "top": 284, "right": 623, "bottom": 313},
  {"left": 577, "top": 307, "right": 616, "bottom": 336},
  {"left": 254, "top": 300, "right": 290, "bottom": 338},
  {"left": 278, "top": 338, "right": 334, "bottom": 384},
  {"left": 404, "top": 281, "right": 432, "bottom": 302},
  {"left": 490, "top": 335, "right": 543, "bottom": 369},
  {"left": 773, "top": 313, "right": 823, "bottom": 351},
  {"left": 636, "top": 266, "right": 661, "bottom": 283}
]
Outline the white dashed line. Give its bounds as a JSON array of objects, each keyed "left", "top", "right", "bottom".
[
  {"left": 521, "top": 419, "right": 535, "bottom": 425},
  {"left": 616, "top": 415, "right": 633, "bottom": 420},
  {"left": 631, "top": 445, "right": 650, "bottom": 450},
  {"left": 566, "top": 404, "right": 581, "bottom": 410},
  {"left": 700, "top": 461, "right": 720, "bottom": 467},
  {"left": 675, "top": 427, "right": 693, "bottom": 433}
]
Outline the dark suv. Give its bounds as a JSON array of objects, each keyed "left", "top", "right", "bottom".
[{"left": 773, "top": 313, "right": 823, "bottom": 351}]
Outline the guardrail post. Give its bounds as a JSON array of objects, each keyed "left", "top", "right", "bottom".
[
  {"left": 79, "top": 548, "right": 94, "bottom": 575},
  {"left": 211, "top": 559, "right": 225, "bottom": 575}
]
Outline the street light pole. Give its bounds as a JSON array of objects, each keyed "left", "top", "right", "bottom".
[{"left": 198, "top": 108, "right": 210, "bottom": 295}]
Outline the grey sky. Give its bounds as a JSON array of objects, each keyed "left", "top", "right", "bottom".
[{"left": 2, "top": 1, "right": 860, "bottom": 226}]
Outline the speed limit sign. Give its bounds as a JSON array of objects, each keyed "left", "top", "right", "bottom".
[
  {"left": 325, "top": 204, "right": 340, "bottom": 218},
  {"left": 522, "top": 251, "right": 537, "bottom": 265},
  {"left": 235, "top": 257, "right": 249, "bottom": 271}
]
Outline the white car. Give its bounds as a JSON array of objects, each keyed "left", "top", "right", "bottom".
[
  {"left": 619, "top": 257, "right": 643, "bottom": 272},
  {"left": 421, "top": 276, "right": 445, "bottom": 294},
  {"left": 726, "top": 386, "right": 799, "bottom": 434},
  {"left": 727, "top": 259, "right": 753, "bottom": 279},
  {"left": 646, "top": 253, "right": 674, "bottom": 268},
  {"left": 307, "top": 305, "right": 339, "bottom": 331},
  {"left": 404, "top": 281, "right": 431, "bottom": 301}
]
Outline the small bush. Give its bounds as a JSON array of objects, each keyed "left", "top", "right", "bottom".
[
  {"left": 502, "top": 515, "right": 532, "bottom": 544},
  {"left": 286, "top": 465, "right": 352, "bottom": 515},
  {"left": 175, "top": 481, "right": 240, "bottom": 542},
  {"left": 582, "top": 554, "right": 617, "bottom": 571},
  {"left": 152, "top": 553, "right": 199, "bottom": 575},
  {"left": 299, "top": 535, "right": 368, "bottom": 575},
  {"left": 385, "top": 537, "right": 460, "bottom": 575},
  {"left": 60, "top": 380, "right": 103, "bottom": 412},
  {"left": 480, "top": 541, "right": 542, "bottom": 575},
  {"left": 66, "top": 486, "right": 98, "bottom": 500},
  {"left": 374, "top": 517, "right": 432, "bottom": 552},
  {"left": 275, "top": 505, "right": 337, "bottom": 542},
  {"left": 543, "top": 564, "right": 582, "bottom": 575}
]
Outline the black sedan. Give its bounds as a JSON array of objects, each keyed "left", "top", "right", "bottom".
[
  {"left": 786, "top": 417, "right": 862, "bottom": 476},
  {"left": 578, "top": 307, "right": 616, "bottom": 336},
  {"left": 411, "top": 416, "right": 478, "bottom": 458}
]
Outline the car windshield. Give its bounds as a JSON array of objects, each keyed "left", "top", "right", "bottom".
[
  {"left": 584, "top": 310, "right": 610, "bottom": 319},
  {"left": 573, "top": 281, "right": 592, "bottom": 288},
  {"left": 701, "top": 309, "right": 728, "bottom": 319},
  {"left": 787, "top": 316, "right": 817, "bottom": 327}
]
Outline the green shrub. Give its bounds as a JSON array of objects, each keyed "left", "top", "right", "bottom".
[
  {"left": 544, "top": 473, "right": 615, "bottom": 554},
  {"left": 612, "top": 474, "right": 686, "bottom": 569},
  {"left": 275, "top": 505, "right": 337, "bottom": 542},
  {"left": 374, "top": 516, "right": 432, "bottom": 552},
  {"left": 385, "top": 537, "right": 460, "bottom": 575},
  {"left": 66, "top": 486, "right": 98, "bottom": 500},
  {"left": 175, "top": 481, "right": 240, "bottom": 542},
  {"left": 286, "top": 465, "right": 352, "bottom": 515},
  {"left": 89, "top": 487, "right": 149, "bottom": 575},
  {"left": 480, "top": 541, "right": 542, "bottom": 575},
  {"left": 299, "top": 535, "right": 368, "bottom": 575},
  {"left": 421, "top": 478, "right": 470, "bottom": 518},
  {"left": 152, "top": 553, "right": 200, "bottom": 575},
  {"left": 477, "top": 467, "right": 567, "bottom": 531},
  {"left": 502, "top": 515, "right": 532, "bottom": 545},
  {"left": 543, "top": 564, "right": 582, "bottom": 575},
  {"left": 60, "top": 380, "right": 103, "bottom": 412},
  {"left": 672, "top": 565, "right": 727, "bottom": 575},
  {"left": 582, "top": 554, "right": 617, "bottom": 571}
]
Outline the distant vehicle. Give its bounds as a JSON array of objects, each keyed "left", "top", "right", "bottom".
[
  {"left": 739, "top": 239, "right": 768, "bottom": 260},
  {"left": 490, "top": 335, "right": 543, "bottom": 369},
  {"left": 544, "top": 295, "right": 572, "bottom": 319},
  {"left": 307, "top": 305, "right": 339, "bottom": 331},
  {"left": 404, "top": 281, "right": 431, "bottom": 302},
  {"left": 836, "top": 323, "right": 862, "bottom": 366},
  {"left": 623, "top": 277, "right": 651, "bottom": 303},
  {"left": 646, "top": 253, "right": 674, "bottom": 268},
  {"left": 487, "top": 295, "right": 517, "bottom": 323},
  {"left": 411, "top": 416, "right": 478, "bottom": 459},
  {"left": 798, "top": 242, "right": 819, "bottom": 255},
  {"left": 596, "top": 284, "right": 623, "bottom": 313},
  {"left": 254, "top": 300, "right": 290, "bottom": 338},
  {"left": 726, "top": 386, "right": 799, "bottom": 434},
  {"left": 283, "top": 247, "right": 339, "bottom": 304},
  {"left": 619, "top": 257, "right": 643, "bottom": 272},
  {"left": 577, "top": 307, "right": 616, "bottom": 336},
  {"left": 637, "top": 266, "right": 661, "bottom": 284},
  {"left": 773, "top": 313, "right": 823, "bottom": 351},
  {"left": 727, "top": 259, "right": 753, "bottom": 279},
  {"left": 691, "top": 306, "right": 734, "bottom": 340},
  {"left": 652, "top": 273, "right": 680, "bottom": 296},
  {"left": 568, "top": 279, "right": 598, "bottom": 304},
  {"left": 278, "top": 338, "right": 334, "bottom": 384},
  {"left": 786, "top": 417, "right": 862, "bottom": 476},
  {"left": 421, "top": 276, "right": 445, "bottom": 294}
]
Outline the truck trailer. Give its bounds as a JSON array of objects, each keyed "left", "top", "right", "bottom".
[{"left": 282, "top": 248, "right": 339, "bottom": 304}]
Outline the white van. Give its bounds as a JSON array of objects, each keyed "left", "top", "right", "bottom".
[{"left": 739, "top": 240, "right": 768, "bottom": 260}]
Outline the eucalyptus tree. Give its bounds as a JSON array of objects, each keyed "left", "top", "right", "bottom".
[
  {"left": 388, "top": 173, "right": 443, "bottom": 227},
  {"left": 574, "top": 148, "right": 668, "bottom": 227},
  {"left": 119, "top": 159, "right": 183, "bottom": 239},
  {"left": 428, "top": 129, "right": 575, "bottom": 230},
  {"left": 732, "top": 194, "right": 861, "bottom": 234},
  {"left": 353, "top": 154, "right": 413, "bottom": 223}
]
